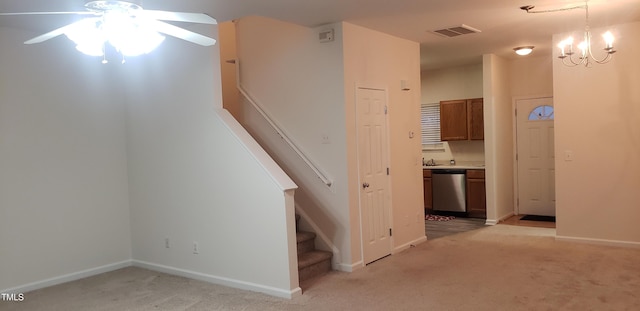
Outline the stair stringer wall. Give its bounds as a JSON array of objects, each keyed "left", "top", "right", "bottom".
[
  {"left": 239, "top": 94, "right": 347, "bottom": 270},
  {"left": 235, "top": 16, "right": 355, "bottom": 270},
  {"left": 123, "top": 29, "right": 301, "bottom": 299}
]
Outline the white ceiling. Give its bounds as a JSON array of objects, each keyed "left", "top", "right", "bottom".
[{"left": 1, "top": 0, "right": 639, "bottom": 70}]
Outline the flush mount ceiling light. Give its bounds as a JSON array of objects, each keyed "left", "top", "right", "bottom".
[
  {"left": 0, "top": 1, "right": 218, "bottom": 64},
  {"left": 514, "top": 46, "right": 534, "bottom": 56},
  {"left": 521, "top": 1, "right": 616, "bottom": 67}
]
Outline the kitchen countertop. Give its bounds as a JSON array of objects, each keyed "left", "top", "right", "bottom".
[{"left": 423, "top": 162, "right": 485, "bottom": 170}]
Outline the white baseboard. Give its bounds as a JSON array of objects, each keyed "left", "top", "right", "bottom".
[
  {"left": 394, "top": 236, "right": 427, "bottom": 252},
  {"left": 2, "top": 260, "right": 132, "bottom": 294},
  {"left": 486, "top": 212, "right": 515, "bottom": 226},
  {"left": 132, "top": 260, "right": 301, "bottom": 299},
  {"left": 335, "top": 236, "right": 428, "bottom": 272},
  {"left": 335, "top": 261, "right": 363, "bottom": 272},
  {"left": 555, "top": 235, "right": 640, "bottom": 249}
]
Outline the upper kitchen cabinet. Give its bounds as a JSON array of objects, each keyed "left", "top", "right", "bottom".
[
  {"left": 440, "top": 98, "right": 483, "bottom": 141},
  {"left": 439, "top": 99, "right": 467, "bottom": 140},
  {"left": 467, "top": 98, "right": 484, "bottom": 140}
]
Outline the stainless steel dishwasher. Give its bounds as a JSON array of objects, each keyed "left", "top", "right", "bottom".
[{"left": 432, "top": 169, "right": 466, "bottom": 212}]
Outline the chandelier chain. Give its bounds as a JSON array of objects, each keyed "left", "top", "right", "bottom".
[{"left": 521, "top": 4, "right": 586, "bottom": 14}]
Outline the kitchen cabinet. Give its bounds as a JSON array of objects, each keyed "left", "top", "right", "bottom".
[
  {"left": 466, "top": 169, "right": 486, "bottom": 218},
  {"left": 440, "top": 98, "right": 483, "bottom": 141},
  {"left": 423, "top": 169, "right": 432, "bottom": 212},
  {"left": 467, "top": 98, "right": 484, "bottom": 140}
]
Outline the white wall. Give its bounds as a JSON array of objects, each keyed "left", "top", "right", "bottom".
[
  {"left": 421, "top": 64, "right": 483, "bottom": 104},
  {"left": 235, "top": 17, "right": 425, "bottom": 269},
  {"left": 120, "top": 28, "right": 300, "bottom": 298},
  {"left": 509, "top": 55, "right": 553, "bottom": 98},
  {"left": 219, "top": 21, "right": 242, "bottom": 120},
  {"left": 554, "top": 21, "right": 640, "bottom": 245},
  {"left": 483, "top": 54, "right": 515, "bottom": 224},
  {"left": 342, "top": 22, "right": 425, "bottom": 256},
  {"left": 421, "top": 64, "right": 484, "bottom": 163},
  {"left": 0, "top": 28, "right": 132, "bottom": 292},
  {"left": 235, "top": 16, "right": 353, "bottom": 268},
  {"left": 1, "top": 24, "right": 300, "bottom": 298}
]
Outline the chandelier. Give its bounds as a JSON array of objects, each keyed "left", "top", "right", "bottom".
[{"left": 521, "top": 1, "right": 616, "bottom": 67}]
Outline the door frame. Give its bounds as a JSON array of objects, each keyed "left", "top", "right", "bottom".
[
  {"left": 511, "top": 95, "right": 554, "bottom": 216},
  {"left": 354, "top": 84, "right": 393, "bottom": 266}
]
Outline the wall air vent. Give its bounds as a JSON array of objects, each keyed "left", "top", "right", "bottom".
[{"left": 430, "top": 24, "right": 481, "bottom": 38}]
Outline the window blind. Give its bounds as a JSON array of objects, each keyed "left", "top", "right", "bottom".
[{"left": 421, "top": 103, "right": 441, "bottom": 145}]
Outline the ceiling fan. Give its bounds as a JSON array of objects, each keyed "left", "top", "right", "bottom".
[{"left": 0, "top": 0, "right": 217, "bottom": 61}]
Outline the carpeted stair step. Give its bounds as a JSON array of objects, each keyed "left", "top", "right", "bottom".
[
  {"left": 296, "top": 231, "right": 316, "bottom": 255},
  {"left": 298, "top": 250, "right": 332, "bottom": 282}
]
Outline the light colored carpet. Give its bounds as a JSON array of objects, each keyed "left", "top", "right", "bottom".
[{"left": 4, "top": 224, "right": 640, "bottom": 310}]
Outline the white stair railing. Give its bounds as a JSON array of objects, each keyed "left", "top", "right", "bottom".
[{"left": 232, "top": 59, "right": 332, "bottom": 188}]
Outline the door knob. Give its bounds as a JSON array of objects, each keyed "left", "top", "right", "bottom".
[{"left": 362, "top": 182, "right": 370, "bottom": 189}]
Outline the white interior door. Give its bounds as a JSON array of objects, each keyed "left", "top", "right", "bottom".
[
  {"left": 356, "top": 87, "right": 392, "bottom": 265},
  {"left": 516, "top": 97, "right": 556, "bottom": 216}
]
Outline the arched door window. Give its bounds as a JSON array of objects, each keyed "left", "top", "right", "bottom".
[{"left": 528, "top": 105, "right": 554, "bottom": 120}]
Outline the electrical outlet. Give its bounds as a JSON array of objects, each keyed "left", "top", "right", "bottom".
[
  {"left": 193, "top": 242, "right": 199, "bottom": 254},
  {"left": 321, "top": 133, "right": 331, "bottom": 144},
  {"left": 165, "top": 238, "right": 170, "bottom": 249}
]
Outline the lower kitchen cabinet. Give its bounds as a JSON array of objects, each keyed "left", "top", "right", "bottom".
[
  {"left": 466, "top": 169, "right": 486, "bottom": 218},
  {"left": 423, "top": 169, "right": 432, "bottom": 212}
]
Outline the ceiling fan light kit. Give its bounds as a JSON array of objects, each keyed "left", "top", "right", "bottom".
[
  {"left": 86, "top": 0, "right": 143, "bottom": 12},
  {"left": 0, "top": 0, "right": 217, "bottom": 63}
]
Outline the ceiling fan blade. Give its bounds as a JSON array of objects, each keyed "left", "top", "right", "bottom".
[
  {"left": 141, "top": 10, "right": 217, "bottom": 24},
  {"left": 24, "top": 19, "right": 88, "bottom": 44},
  {"left": 0, "top": 11, "right": 95, "bottom": 16},
  {"left": 149, "top": 20, "right": 216, "bottom": 46}
]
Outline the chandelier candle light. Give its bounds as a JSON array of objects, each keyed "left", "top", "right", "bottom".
[
  {"left": 556, "top": 4, "right": 616, "bottom": 66},
  {"left": 521, "top": 1, "right": 617, "bottom": 67}
]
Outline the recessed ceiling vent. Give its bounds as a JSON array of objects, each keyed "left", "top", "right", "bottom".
[{"left": 430, "top": 24, "right": 481, "bottom": 38}]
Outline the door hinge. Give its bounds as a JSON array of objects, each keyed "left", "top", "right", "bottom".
[
  {"left": 389, "top": 228, "right": 392, "bottom": 236},
  {"left": 387, "top": 167, "right": 390, "bottom": 175},
  {"left": 384, "top": 105, "right": 388, "bottom": 115}
]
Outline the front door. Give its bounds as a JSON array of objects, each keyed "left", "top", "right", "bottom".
[
  {"left": 356, "top": 87, "right": 392, "bottom": 265},
  {"left": 516, "top": 97, "right": 556, "bottom": 216}
]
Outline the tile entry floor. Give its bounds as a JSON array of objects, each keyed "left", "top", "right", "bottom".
[
  {"left": 425, "top": 214, "right": 556, "bottom": 240},
  {"left": 425, "top": 217, "right": 486, "bottom": 239}
]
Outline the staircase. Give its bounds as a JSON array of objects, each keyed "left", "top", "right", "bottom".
[{"left": 296, "top": 215, "right": 332, "bottom": 282}]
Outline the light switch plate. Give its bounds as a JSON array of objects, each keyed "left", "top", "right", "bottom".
[{"left": 564, "top": 150, "right": 574, "bottom": 161}]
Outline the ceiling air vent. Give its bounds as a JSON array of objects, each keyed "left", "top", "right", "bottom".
[{"left": 431, "top": 24, "right": 481, "bottom": 38}]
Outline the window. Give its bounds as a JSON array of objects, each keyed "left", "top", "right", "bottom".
[
  {"left": 421, "top": 103, "right": 441, "bottom": 145},
  {"left": 528, "top": 105, "right": 554, "bottom": 120}
]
